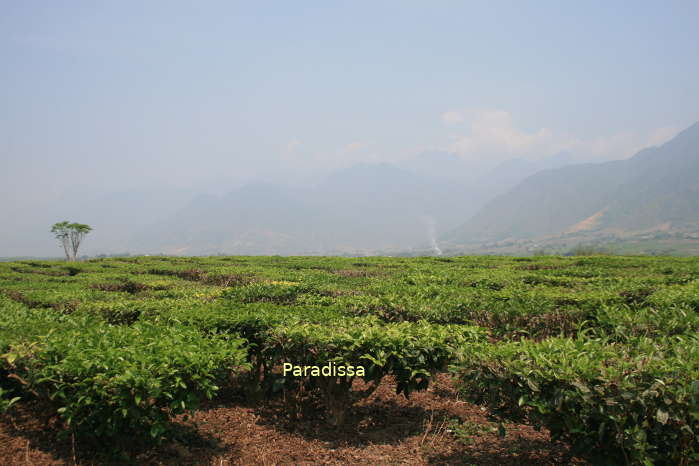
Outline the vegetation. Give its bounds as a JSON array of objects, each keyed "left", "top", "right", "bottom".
[
  {"left": 1, "top": 255, "right": 698, "bottom": 463},
  {"left": 565, "top": 244, "right": 612, "bottom": 256},
  {"left": 50, "top": 221, "right": 93, "bottom": 261}
]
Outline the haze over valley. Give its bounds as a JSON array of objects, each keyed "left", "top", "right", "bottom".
[{"left": 5, "top": 123, "right": 699, "bottom": 257}]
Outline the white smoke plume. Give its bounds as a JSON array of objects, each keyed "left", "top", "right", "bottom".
[{"left": 424, "top": 216, "right": 443, "bottom": 256}]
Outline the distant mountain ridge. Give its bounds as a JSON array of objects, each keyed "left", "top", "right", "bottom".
[
  {"left": 141, "top": 147, "right": 623, "bottom": 255},
  {"left": 446, "top": 122, "right": 699, "bottom": 246},
  {"left": 8, "top": 127, "right": 695, "bottom": 257},
  {"left": 134, "top": 162, "right": 486, "bottom": 255}
]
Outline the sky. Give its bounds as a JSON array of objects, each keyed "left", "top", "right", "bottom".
[{"left": 2, "top": 1, "right": 699, "bottom": 223}]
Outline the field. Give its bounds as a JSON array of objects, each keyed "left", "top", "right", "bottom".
[{"left": 1, "top": 255, "right": 698, "bottom": 465}]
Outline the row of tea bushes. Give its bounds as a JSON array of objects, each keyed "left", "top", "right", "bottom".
[
  {"left": 146, "top": 299, "right": 487, "bottom": 426},
  {"left": 451, "top": 335, "right": 699, "bottom": 465},
  {"left": 2, "top": 254, "right": 698, "bottom": 462},
  {"left": 2, "top": 296, "right": 484, "bottom": 441},
  {"left": 1, "top": 303, "right": 248, "bottom": 440},
  {"left": 259, "top": 319, "right": 486, "bottom": 426}
]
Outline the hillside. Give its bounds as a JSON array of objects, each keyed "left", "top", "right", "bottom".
[{"left": 446, "top": 122, "right": 699, "bottom": 247}]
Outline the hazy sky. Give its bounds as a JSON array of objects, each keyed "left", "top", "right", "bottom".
[{"left": 3, "top": 0, "right": 699, "bottom": 203}]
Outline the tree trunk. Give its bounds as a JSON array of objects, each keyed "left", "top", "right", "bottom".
[{"left": 61, "top": 237, "right": 71, "bottom": 261}]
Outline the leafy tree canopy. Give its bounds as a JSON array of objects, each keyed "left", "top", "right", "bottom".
[{"left": 51, "top": 221, "right": 92, "bottom": 261}]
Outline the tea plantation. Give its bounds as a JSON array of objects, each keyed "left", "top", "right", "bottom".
[{"left": 1, "top": 255, "right": 697, "bottom": 464}]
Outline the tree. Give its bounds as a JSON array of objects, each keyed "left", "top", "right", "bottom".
[{"left": 51, "top": 221, "right": 92, "bottom": 261}]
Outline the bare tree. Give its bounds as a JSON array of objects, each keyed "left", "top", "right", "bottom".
[{"left": 51, "top": 221, "right": 92, "bottom": 260}]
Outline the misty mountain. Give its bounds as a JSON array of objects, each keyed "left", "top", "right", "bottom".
[
  {"left": 446, "top": 122, "right": 699, "bottom": 245},
  {"left": 8, "top": 139, "right": 677, "bottom": 257},
  {"left": 7, "top": 150, "right": 565, "bottom": 257},
  {"left": 400, "top": 150, "right": 588, "bottom": 202},
  {"left": 398, "top": 151, "right": 485, "bottom": 183},
  {"left": 137, "top": 151, "right": 602, "bottom": 255},
  {"left": 135, "top": 163, "right": 489, "bottom": 255},
  {"left": 482, "top": 152, "right": 585, "bottom": 196}
]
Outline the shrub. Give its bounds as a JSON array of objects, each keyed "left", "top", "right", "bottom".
[
  {"left": 223, "top": 282, "right": 319, "bottom": 304},
  {"left": 451, "top": 336, "right": 699, "bottom": 465},
  {"left": 3, "top": 321, "right": 248, "bottom": 441},
  {"left": 264, "top": 319, "right": 486, "bottom": 426}
]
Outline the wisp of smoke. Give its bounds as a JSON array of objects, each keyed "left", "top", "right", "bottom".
[{"left": 424, "top": 216, "right": 443, "bottom": 256}]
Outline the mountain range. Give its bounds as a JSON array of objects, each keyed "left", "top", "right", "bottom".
[
  {"left": 445, "top": 122, "right": 699, "bottom": 251},
  {"left": 133, "top": 151, "right": 594, "bottom": 255},
  {"left": 134, "top": 163, "right": 482, "bottom": 255},
  {"left": 5, "top": 122, "right": 698, "bottom": 257}
]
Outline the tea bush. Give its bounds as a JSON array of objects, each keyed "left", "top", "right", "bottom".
[
  {"left": 451, "top": 336, "right": 699, "bottom": 465},
  {"left": 262, "top": 319, "right": 486, "bottom": 425},
  {"left": 4, "top": 320, "right": 248, "bottom": 440}
]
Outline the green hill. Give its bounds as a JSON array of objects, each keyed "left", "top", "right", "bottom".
[{"left": 446, "top": 122, "right": 699, "bottom": 247}]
